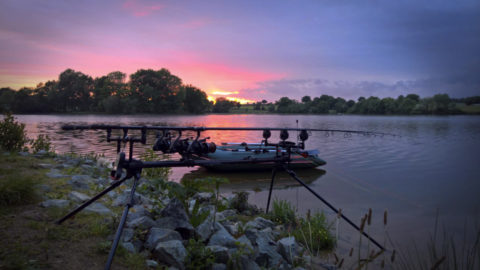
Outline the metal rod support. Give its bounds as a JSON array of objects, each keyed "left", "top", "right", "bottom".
[
  {"left": 55, "top": 176, "right": 129, "bottom": 225},
  {"left": 265, "top": 166, "right": 278, "bottom": 214},
  {"left": 282, "top": 164, "right": 385, "bottom": 251},
  {"left": 105, "top": 173, "right": 141, "bottom": 270}
]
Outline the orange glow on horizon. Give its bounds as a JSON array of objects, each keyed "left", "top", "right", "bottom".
[
  {"left": 211, "top": 90, "right": 239, "bottom": 96},
  {"left": 207, "top": 95, "right": 255, "bottom": 104}
]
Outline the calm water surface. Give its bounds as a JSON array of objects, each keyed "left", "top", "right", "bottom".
[{"left": 16, "top": 114, "right": 480, "bottom": 252}]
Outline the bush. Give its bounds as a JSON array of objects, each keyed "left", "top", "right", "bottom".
[
  {"left": 0, "top": 173, "right": 36, "bottom": 206},
  {"left": 293, "top": 212, "right": 335, "bottom": 255},
  {"left": 268, "top": 199, "right": 296, "bottom": 225},
  {"left": 184, "top": 239, "right": 215, "bottom": 270},
  {"left": 31, "top": 134, "right": 52, "bottom": 153},
  {"left": 0, "top": 113, "right": 29, "bottom": 152}
]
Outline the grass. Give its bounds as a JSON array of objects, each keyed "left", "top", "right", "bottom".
[
  {"left": 0, "top": 152, "right": 144, "bottom": 270},
  {"left": 456, "top": 104, "right": 480, "bottom": 114},
  {"left": 267, "top": 198, "right": 296, "bottom": 226}
]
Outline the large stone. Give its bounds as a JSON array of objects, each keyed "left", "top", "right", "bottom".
[
  {"left": 236, "top": 235, "right": 254, "bottom": 251},
  {"left": 196, "top": 217, "right": 215, "bottom": 242},
  {"left": 212, "top": 263, "right": 227, "bottom": 270},
  {"left": 112, "top": 190, "right": 145, "bottom": 207},
  {"left": 121, "top": 242, "right": 136, "bottom": 253},
  {"left": 121, "top": 228, "right": 135, "bottom": 242},
  {"left": 155, "top": 217, "right": 194, "bottom": 240},
  {"left": 215, "top": 209, "right": 237, "bottom": 222},
  {"left": 153, "top": 240, "right": 187, "bottom": 270},
  {"left": 145, "top": 228, "right": 182, "bottom": 250},
  {"left": 37, "top": 163, "right": 53, "bottom": 169},
  {"left": 46, "top": 169, "right": 66, "bottom": 179},
  {"left": 68, "top": 191, "right": 90, "bottom": 203},
  {"left": 206, "top": 245, "right": 229, "bottom": 264},
  {"left": 127, "top": 204, "right": 152, "bottom": 222},
  {"left": 245, "top": 228, "right": 284, "bottom": 268},
  {"left": 67, "top": 175, "right": 91, "bottom": 190},
  {"left": 85, "top": 203, "right": 114, "bottom": 216},
  {"left": 208, "top": 223, "right": 236, "bottom": 248},
  {"left": 193, "top": 192, "right": 213, "bottom": 202},
  {"left": 245, "top": 217, "right": 274, "bottom": 230},
  {"left": 127, "top": 216, "right": 156, "bottom": 230},
  {"left": 160, "top": 198, "right": 189, "bottom": 221},
  {"left": 40, "top": 199, "right": 69, "bottom": 208},
  {"left": 224, "top": 222, "right": 240, "bottom": 236},
  {"left": 238, "top": 255, "right": 261, "bottom": 270},
  {"left": 146, "top": 259, "right": 159, "bottom": 268},
  {"left": 277, "top": 236, "right": 298, "bottom": 264}
]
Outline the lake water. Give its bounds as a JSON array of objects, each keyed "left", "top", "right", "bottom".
[{"left": 15, "top": 114, "right": 480, "bottom": 254}]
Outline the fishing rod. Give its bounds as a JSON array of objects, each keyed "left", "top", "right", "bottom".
[{"left": 56, "top": 123, "right": 389, "bottom": 269}]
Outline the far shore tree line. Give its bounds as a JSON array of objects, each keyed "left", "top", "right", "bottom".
[{"left": 0, "top": 68, "right": 479, "bottom": 115}]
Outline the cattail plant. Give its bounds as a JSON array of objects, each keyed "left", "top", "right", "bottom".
[
  {"left": 336, "top": 208, "right": 342, "bottom": 245},
  {"left": 359, "top": 213, "right": 368, "bottom": 268}
]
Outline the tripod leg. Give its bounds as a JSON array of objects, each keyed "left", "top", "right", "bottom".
[
  {"left": 265, "top": 166, "right": 277, "bottom": 214},
  {"left": 104, "top": 172, "right": 141, "bottom": 270},
  {"left": 282, "top": 164, "right": 385, "bottom": 251},
  {"left": 55, "top": 176, "right": 129, "bottom": 225}
]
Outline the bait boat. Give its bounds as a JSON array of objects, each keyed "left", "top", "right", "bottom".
[{"left": 198, "top": 142, "right": 326, "bottom": 171}]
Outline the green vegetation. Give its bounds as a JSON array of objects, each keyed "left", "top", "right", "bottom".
[
  {"left": 184, "top": 239, "right": 215, "bottom": 270},
  {"left": 268, "top": 198, "right": 296, "bottom": 226},
  {"left": 1, "top": 68, "right": 479, "bottom": 115},
  {"left": 0, "top": 112, "right": 29, "bottom": 152}
]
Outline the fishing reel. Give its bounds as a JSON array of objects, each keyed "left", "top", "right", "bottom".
[{"left": 153, "top": 130, "right": 216, "bottom": 156}]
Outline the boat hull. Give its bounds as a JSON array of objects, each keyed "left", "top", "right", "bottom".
[{"left": 199, "top": 144, "right": 326, "bottom": 171}]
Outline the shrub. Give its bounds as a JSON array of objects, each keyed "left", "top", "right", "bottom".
[
  {"left": 0, "top": 113, "right": 29, "bottom": 152},
  {"left": 0, "top": 173, "right": 36, "bottom": 206},
  {"left": 268, "top": 198, "right": 296, "bottom": 225},
  {"left": 31, "top": 134, "right": 52, "bottom": 153},
  {"left": 185, "top": 239, "right": 215, "bottom": 270},
  {"left": 293, "top": 212, "right": 335, "bottom": 255}
]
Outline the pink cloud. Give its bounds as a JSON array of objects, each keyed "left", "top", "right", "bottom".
[{"left": 122, "top": 0, "right": 164, "bottom": 17}]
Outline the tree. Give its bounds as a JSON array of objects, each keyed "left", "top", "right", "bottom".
[
  {"left": 129, "top": 69, "right": 183, "bottom": 113},
  {"left": 213, "top": 97, "right": 236, "bottom": 113},
  {"left": 57, "top": 69, "right": 94, "bottom": 112},
  {"left": 301, "top": 96, "right": 312, "bottom": 103},
  {"left": 182, "top": 85, "right": 210, "bottom": 114}
]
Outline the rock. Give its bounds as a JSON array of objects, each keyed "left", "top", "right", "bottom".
[
  {"left": 37, "top": 163, "right": 53, "bottom": 169},
  {"left": 155, "top": 217, "right": 194, "bottom": 240},
  {"left": 119, "top": 228, "right": 134, "bottom": 242},
  {"left": 277, "top": 237, "right": 298, "bottom": 264},
  {"left": 85, "top": 203, "right": 114, "bottom": 216},
  {"left": 215, "top": 209, "right": 237, "bottom": 222},
  {"left": 246, "top": 228, "right": 284, "bottom": 268},
  {"left": 46, "top": 169, "right": 66, "bottom": 179},
  {"left": 40, "top": 199, "right": 69, "bottom": 208},
  {"left": 212, "top": 263, "right": 227, "bottom": 270},
  {"left": 94, "top": 177, "right": 110, "bottom": 186},
  {"left": 245, "top": 217, "right": 274, "bottom": 230},
  {"left": 207, "top": 245, "right": 229, "bottom": 264},
  {"left": 36, "top": 184, "right": 51, "bottom": 192},
  {"left": 208, "top": 223, "right": 236, "bottom": 248},
  {"left": 112, "top": 191, "right": 143, "bottom": 207},
  {"left": 68, "top": 191, "right": 90, "bottom": 203},
  {"left": 224, "top": 222, "right": 240, "bottom": 236},
  {"left": 146, "top": 259, "right": 159, "bottom": 268},
  {"left": 145, "top": 228, "right": 182, "bottom": 250},
  {"left": 121, "top": 242, "right": 136, "bottom": 253},
  {"left": 18, "top": 151, "right": 29, "bottom": 156},
  {"left": 34, "top": 150, "right": 48, "bottom": 157},
  {"left": 161, "top": 198, "right": 189, "bottom": 220},
  {"left": 153, "top": 240, "right": 187, "bottom": 270},
  {"left": 188, "top": 199, "right": 197, "bottom": 214},
  {"left": 67, "top": 175, "right": 92, "bottom": 190},
  {"left": 127, "top": 216, "right": 156, "bottom": 230},
  {"left": 127, "top": 204, "right": 152, "bottom": 222},
  {"left": 196, "top": 217, "right": 215, "bottom": 242},
  {"left": 193, "top": 192, "right": 213, "bottom": 202},
  {"left": 236, "top": 235, "right": 254, "bottom": 251},
  {"left": 239, "top": 255, "right": 261, "bottom": 270}
]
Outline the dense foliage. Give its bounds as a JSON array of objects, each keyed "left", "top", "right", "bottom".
[
  {"left": 0, "top": 68, "right": 214, "bottom": 114},
  {"left": 1, "top": 68, "right": 478, "bottom": 115},
  {"left": 0, "top": 113, "right": 29, "bottom": 151}
]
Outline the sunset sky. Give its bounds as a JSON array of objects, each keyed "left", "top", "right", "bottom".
[{"left": 1, "top": 0, "right": 479, "bottom": 102}]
